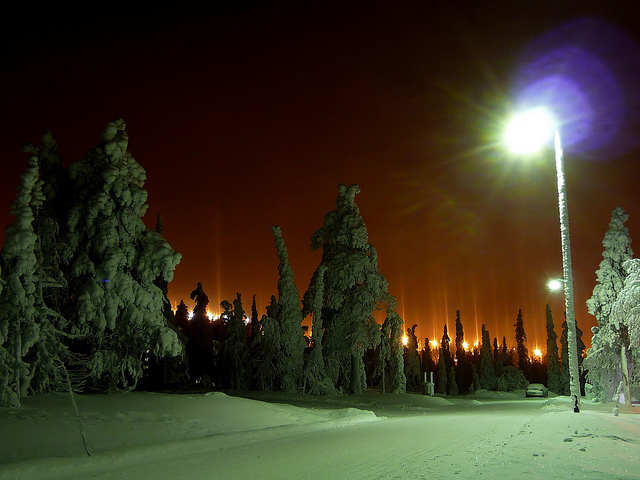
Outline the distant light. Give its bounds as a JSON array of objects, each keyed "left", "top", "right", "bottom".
[
  {"left": 188, "top": 311, "right": 194, "bottom": 320},
  {"left": 547, "top": 278, "right": 563, "bottom": 291},
  {"left": 429, "top": 340, "right": 439, "bottom": 349},
  {"left": 206, "top": 312, "right": 214, "bottom": 321},
  {"left": 534, "top": 348, "right": 543, "bottom": 358},
  {"left": 462, "top": 341, "right": 469, "bottom": 351},
  {"left": 402, "top": 336, "right": 409, "bottom": 346},
  {"left": 505, "top": 107, "right": 555, "bottom": 154}
]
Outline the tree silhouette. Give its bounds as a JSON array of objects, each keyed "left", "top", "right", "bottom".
[
  {"left": 545, "top": 305, "right": 562, "bottom": 394},
  {"left": 302, "top": 184, "right": 390, "bottom": 394}
]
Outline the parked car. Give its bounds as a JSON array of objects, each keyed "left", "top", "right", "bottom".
[{"left": 525, "top": 383, "right": 548, "bottom": 397}]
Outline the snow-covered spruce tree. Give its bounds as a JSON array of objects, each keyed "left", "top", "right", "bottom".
[
  {"left": 0, "top": 156, "right": 41, "bottom": 406},
  {"left": 447, "top": 365, "right": 458, "bottom": 396},
  {"left": 436, "top": 346, "right": 447, "bottom": 394},
  {"left": 271, "top": 225, "right": 306, "bottom": 391},
  {"left": 607, "top": 259, "right": 640, "bottom": 406},
  {"left": 153, "top": 213, "right": 176, "bottom": 330},
  {"left": 186, "top": 282, "right": 215, "bottom": 384},
  {"left": 440, "top": 324, "right": 452, "bottom": 371},
  {"left": 23, "top": 139, "right": 77, "bottom": 396},
  {"left": 379, "top": 297, "right": 406, "bottom": 393},
  {"left": 249, "top": 294, "right": 259, "bottom": 345},
  {"left": 302, "top": 184, "right": 388, "bottom": 393},
  {"left": 252, "top": 313, "right": 285, "bottom": 391},
  {"left": 514, "top": 309, "right": 529, "bottom": 374},
  {"left": 479, "top": 324, "right": 496, "bottom": 390},
  {"left": 0, "top": 264, "right": 9, "bottom": 405},
  {"left": 0, "top": 145, "right": 75, "bottom": 406},
  {"left": 471, "top": 364, "right": 480, "bottom": 393},
  {"left": 404, "top": 324, "right": 421, "bottom": 392},
  {"left": 421, "top": 337, "right": 435, "bottom": 379},
  {"left": 222, "top": 294, "right": 251, "bottom": 389},
  {"left": 301, "top": 265, "right": 337, "bottom": 394},
  {"left": 496, "top": 366, "right": 528, "bottom": 392},
  {"left": 376, "top": 314, "right": 391, "bottom": 393},
  {"left": 545, "top": 305, "right": 563, "bottom": 394},
  {"left": 454, "top": 311, "right": 469, "bottom": 393},
  {"left": 173, "top": 300, "right": 190, "bottom": 335},
  {"left": 585, "top": 207, "right": 634, "bottom": 402},
  {"left": 64, "top": 119, "right": 182, "bottom": 390}
]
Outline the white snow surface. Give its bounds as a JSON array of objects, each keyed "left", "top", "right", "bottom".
[{"left": 1, "top": 389, "right": 639, "bottom": 479}]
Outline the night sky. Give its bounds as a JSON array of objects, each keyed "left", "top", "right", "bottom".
[{"left": 2, "top": 2, "right": 640, "bottom": 350}]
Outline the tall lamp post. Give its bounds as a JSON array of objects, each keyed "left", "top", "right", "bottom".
[{"left": 505, "top": 108, "right": 581, "bottom": 413}]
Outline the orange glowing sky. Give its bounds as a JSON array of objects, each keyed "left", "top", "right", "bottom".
[{"left": 2, "top": 2, "right": 640, "bottom": 350}]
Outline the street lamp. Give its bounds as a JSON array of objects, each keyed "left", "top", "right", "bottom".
[
  {"left": 505, "top": 108, "right": 581, "bottom": 413},
  {"left": 547, "top": 278, "right": 563, "bottom": 292}
]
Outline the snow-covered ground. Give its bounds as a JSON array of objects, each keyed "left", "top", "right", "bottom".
[{"left": 1, "top": 389, "right": 639, "bottom": 479}]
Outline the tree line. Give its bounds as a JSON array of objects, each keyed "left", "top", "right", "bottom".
[
  {"left": 1, "top": 121, "right": 638, "bottom": 407},
  {"left": 0, "top": 125, "right": 408, "bottom": 404},
  {"left": 0, "top": 120, "right": 182, "bottom": 406},
  {"left": 401, "top": 307, "right": 585, "bottom": 396},
  {"left": 158, "top": 185, "right": 408, "bottom": 395}
]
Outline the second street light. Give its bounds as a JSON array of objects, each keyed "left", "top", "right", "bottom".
[{"left": 505, "top": 107, "right": 582, "bottom": 413}]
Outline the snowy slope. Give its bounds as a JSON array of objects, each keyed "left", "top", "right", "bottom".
[{"left": 1, "top": 390, "right": 638, "bottom": 479}]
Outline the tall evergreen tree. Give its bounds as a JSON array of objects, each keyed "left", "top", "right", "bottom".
[
  {"left": 0, "top": 145, "right": 73, "bottom": 405},
  {"left": 479, "top": 324, "right": 496, "bottom": 390},
  {"left": 385, "top": 296, "right": 406, "bottom": 393},
  {"left": 301, "top": 265, "right": 336, "bottom": 394},
  {"left": 0, "top": 155, "right": 42, "bottom": 406},
  {"left": 545, "top": 305, "right": 563, "bottom": 394},
  {"left": 585, "top": 207, "right": 634, "bottom": 402},
  {"left": 27, "top": 133, "right": 76, "bottom": 395},
  {"left": 514, "top": 309, "right": 529, "bottom": 372},
  {"left": 173, "top": 300, "right": 190, "bottom": 335},
  {"left": 65, "top": 119, "right": 182, "bottom": 390},
  {"left": 437, "top": 345, "right": 447, "bottom": 394},
  {"left": 302, "top": 184, "right": 389, "bottom": 393},
  {"left": 404, "top": 324, "right": 421, "bottom": 392},
  {"left": 421, "top": 337, "right": 435, "bottom": 379},
  {"left": 608, "top": 259, "right": 640, "bottom": 406},
  {"left": 271, "top": 225, "right": 305, "bottom": 391},
  {"left": 222, "top": 294, "right": 251, "bottom": 389},
  {"left": 440, "top": 324, "right": 452, "bottom": 370},
  {"left": 1, "top": 121, "right": 182, "bottom": 397},
  {"left": 454, "top": 311, "right": 469, "bottom": 393},
  {"left": 187, "top": 282, "right": 214, "bottom": 384},
  {"left": 249, "top": 294, "right": 259, "bottom": 345},
  {"left": 252, "top": 312, "right": 284, "bottom": 391},
  {"left": 447, "top": 365, "right": 458, "bottom": 396},
  {"left": 376, "top": 313, "right": 391, "bottom": 393}
]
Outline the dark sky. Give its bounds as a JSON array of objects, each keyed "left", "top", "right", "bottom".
[{"left": 2, "top": 1, "right": 640, "bottom": 350}]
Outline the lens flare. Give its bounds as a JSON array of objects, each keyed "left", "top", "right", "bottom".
[
  {"left": 505, "top": 107, "right": 556, "bottom": 154},
  {"left": 511, "top": 17, "right": 640, "bottom": 159}
]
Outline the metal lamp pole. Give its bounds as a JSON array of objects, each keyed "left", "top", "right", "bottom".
[{"left": 553, "top": 129, "right": 581, "bottom": 413}]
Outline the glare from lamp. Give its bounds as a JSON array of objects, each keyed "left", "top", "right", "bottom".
[{"left": 505, "top": 107, "right": 556, "bottom": 154}]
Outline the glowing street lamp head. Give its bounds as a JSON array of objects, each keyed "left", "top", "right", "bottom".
[
  {"left": 547, "top": 278, "right": 563, "bottom": 291},
  {"left": 505, "top": 107, "right": 556, "bottom": 154}
]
